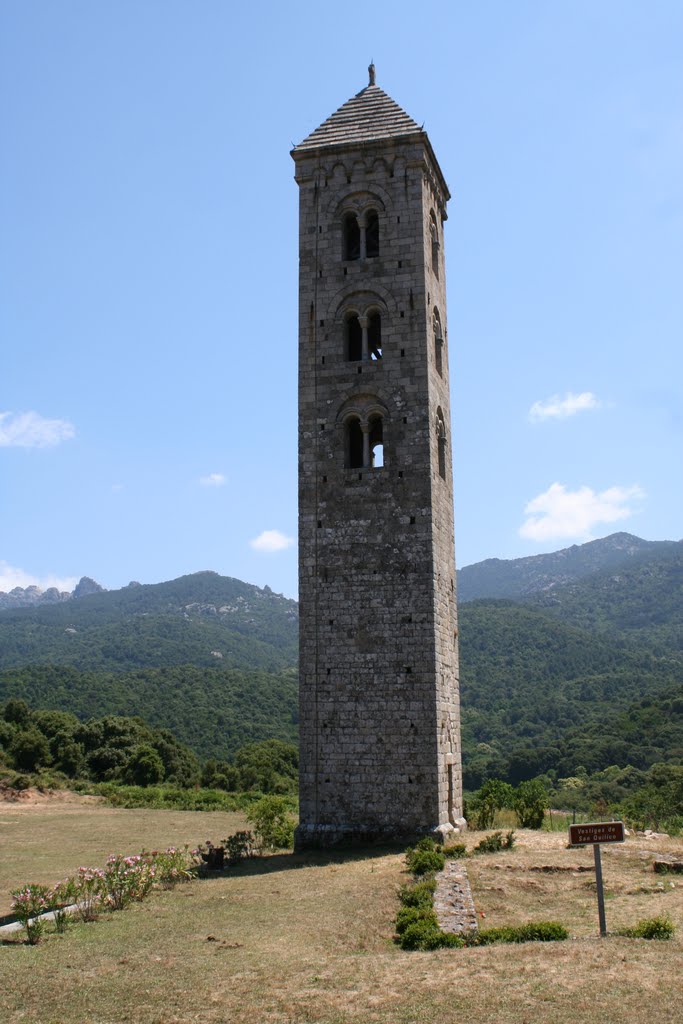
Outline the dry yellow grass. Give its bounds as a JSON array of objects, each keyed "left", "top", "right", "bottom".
[
  {"left": 1, "top": 805, "right": 682, "bottom": 1024},
  {"left": 0, "top": 793, "right": 247, "bottom": 914}
]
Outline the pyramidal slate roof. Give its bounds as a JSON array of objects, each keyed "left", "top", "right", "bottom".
[{"left": 294, "top": 83, "right": 422, "bottom": 153}]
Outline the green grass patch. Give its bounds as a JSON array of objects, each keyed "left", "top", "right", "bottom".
[
  {"left": 86, "top": 782, "right": 296, "bottom": 812},
  {"left": 617, "top": 916, "right": 675, "bottom": 940}
]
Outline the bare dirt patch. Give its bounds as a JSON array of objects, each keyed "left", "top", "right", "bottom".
[{"left": 0, "top": 786, "right": 103, "bottom": 808}]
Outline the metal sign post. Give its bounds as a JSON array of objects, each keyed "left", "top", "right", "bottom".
[
  {"left": 568, "top": 821, "right": 625, "bottom": 937},
  {"left": 593, "top": 843, "right": 607, "bottom": 937}
]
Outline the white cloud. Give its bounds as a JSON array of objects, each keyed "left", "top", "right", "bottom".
[
  {"left": 528, "top": 392, "right": 601, "bottom": 422},
  {"left": 0, "top": 561, "right": 79, "bottom": 594},
  {"left": 249, "top": 529, "right": 295, "bottom": 553},
  {"left": 519, "top": 482, "right": 645, "bottom": 542},
  {"left": 0, "top": 410, "right": 75, "bottom": 448},
  {"left": 199, "top": 472, "right": 226, "bottom": 487}
]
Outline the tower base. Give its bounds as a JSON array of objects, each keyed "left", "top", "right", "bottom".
[{"left": 294, "top": 819, "right": 466, "bottom": 851}]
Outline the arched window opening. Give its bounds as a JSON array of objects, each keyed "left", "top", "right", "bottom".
[
  {"left": 342, "top": 213, "right": 361, "bottom": 260},
  {"left": 436, "top": 410, "right": 447, "bottom": 480},
  {"left": 430, "top": 211, "right": 439, "bottom": 278},
  {"left": 366, "top": 210, "right": 380, "bottom": 258},
  {"left": 369, "top": 415, "right": 384, "bottom": 468},
  {"left": 346, "top": 417, "right": 364, "bottom": 468},
  {"left": 433, "top": 310, "right": 443, "bottom": 377},
  {"left": 368, "top": 312, "right": 382, "bottom": 360},
  {"left": 345, "top": 314, "right": 362, "bottom": 361}
]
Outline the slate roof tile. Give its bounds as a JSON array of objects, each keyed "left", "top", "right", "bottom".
[{"left": 293, "top": 84, "right": 422, "bottom": 153}]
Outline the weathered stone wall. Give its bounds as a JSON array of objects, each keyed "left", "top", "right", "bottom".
[{"left": 294, "top": 132, "right": 462, "bottom": 846}]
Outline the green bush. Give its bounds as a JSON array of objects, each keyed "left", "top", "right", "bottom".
[
  {"left": 398, "top": 877, "right": 436, "bottom": 909},
  {"left": 468, "top": 921, "right": 568, "bottom": 946},
  {"left": 223, "top": 830, "right": 256, "bottom": 865},
  {"left": 514, "top": 779, "right": 548, "bottom": 829},
  {"left": 443, "top": 842, "right": 467, "bottom": 859},
  {"left": 396, "top": 904, "right": 438, "bottom": 935},
  {"left": 472, "top": 830, "right": 516, "bottom": 854},
  {"left": 398, "top": 919, "right": 465, "bottom": 950},
  {"left": 246, "top": 795, "right": 296, "bottom": 851},
  {"left": 469, "top": 779, "right": 515, "bottom": 829},
  {"left": 617, "top": 916, "right": 675, "bottom": 940},
  {"left": 406, "top": 837, "right": 446, "bottom": 876}
]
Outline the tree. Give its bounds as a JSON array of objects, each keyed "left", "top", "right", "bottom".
[
  {"left": 469, "top": 778, "right": 515, "bottom": 829},
  {"left": 10, "top": 728, "right": 50, "bottom": 772},
  {"left": 513, "top": 779, "right": 548, "bottom": 829},
  {"left": 3, "top": 698, "right": 32, "bottom": 728},
  {"left": 124, "top": 745, "right": 165, "bottom": 786}
]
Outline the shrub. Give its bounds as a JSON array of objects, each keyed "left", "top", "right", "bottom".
[
  {"left": 443, "top": 842, "right": 467, "bottom": 859},
  {"left": 398, "top": 918, "right": 465, "bottom": 950},
  {"left": 472, "top": 831, "right": 515, "bottom": 854},
  {"left": 514, "top": 779, "right": 548, "bottom": 829},
  {"left": 396, "top": 904, "right": 438, "bottom": 935},
  {"left": 469, "top": 779, "right": 515, "bottom": 829},
  {"left": 73, "top": 867, "right": 106, "bottom": 921},
  {"left": 11, "top": 884, "right": 49, "bottom": 944},
  {"left": 46, "top": 878, "right": 76, "bottom": 933},
  {"left": 468, "top": 922, "right": 568, "bottom": 946},
  {"left": 406, "top": 837, "right": 446, "bottom": 876},
  {"left": 398, "top": 877, "right": 436, "bottom": 909},
  {"left": 246, "top": 795, "right": 296, "bottom": 851},
  {"left": 223, "top": 830, "right": 256, "bottom": 865},
  {"left": 618, "top": 916, "right": 675, "bottom": 940}
]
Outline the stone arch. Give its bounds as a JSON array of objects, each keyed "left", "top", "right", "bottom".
[
  {"left": 326, "top": 183, "right": 392, "bottom": 219},
  {"left": 326, "top": 281, "right": 398, "bottom": 321}
]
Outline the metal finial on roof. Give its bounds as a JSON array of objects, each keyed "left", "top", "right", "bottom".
[{"left": 368, "top": 62, "right": 376, "bottom": 86}]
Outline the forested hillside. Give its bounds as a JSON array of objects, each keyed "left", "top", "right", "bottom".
[
  {"left": 457, "top": 532, "right": 680, "bottom": 603},
  {"left": 528, "top": 546, "right": 682, "bottom": 655},
  {"left": 0, "top": 535, "right": 680, "bottom": 787},
  {"left": 0, "top": 572, "right": 298, "bottom": 673},
  {"left": 0, "top": 665, "right": 298, "bottom": 762},
  {"left": 458, "top": 600, "right": 680, "bottom": 787}
]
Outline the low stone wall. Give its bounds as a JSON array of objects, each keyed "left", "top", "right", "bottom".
[{"left": 433, "top": 860, "right": 478, "bottom": 935}]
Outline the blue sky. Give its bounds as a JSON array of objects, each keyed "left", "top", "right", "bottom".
[{"left": 2, "top": 1, "right": 681, "bottom": 600}]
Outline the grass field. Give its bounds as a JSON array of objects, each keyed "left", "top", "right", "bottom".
[{"left": 1, "top": 797, "right": 682, "bottom": 1024}]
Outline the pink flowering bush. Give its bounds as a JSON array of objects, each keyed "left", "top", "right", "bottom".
[
  {"left": 74, "top": 867, "right": 106, "bottom": 921},
  {"left": 152, "top": 846, "right": 195, "bottom": 887},
  {"left": 9, "top": 842, "right": 198, "bottom": 943},
  {"left": 46, "top": 878, "right": 76, "bottom": 933},
  {"left": 102, "top": 854, "right": 156, "bottom": 909},
  {"left": 11, "top": 885, "right": 49, "bottom": 944}
]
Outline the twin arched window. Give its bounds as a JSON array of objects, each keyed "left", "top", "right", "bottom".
[
  {"left": 346, "top": 413, "right": 384, "bottom": 469},
  {"left": 342, "top": 209, "right": 380, "bottom": 261},
  {"left": 344, "top": 310, "right": 382, "bottom": 362}
]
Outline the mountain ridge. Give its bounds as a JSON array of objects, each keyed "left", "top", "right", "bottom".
[{"left": 457, "top": 532, "right": 682, "bottom": 602}]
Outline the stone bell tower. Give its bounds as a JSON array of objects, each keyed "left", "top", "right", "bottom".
[{"left": 292, "top": 67, "right": 464, "bottom": 847}]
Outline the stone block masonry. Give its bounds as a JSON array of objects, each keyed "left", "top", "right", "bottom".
[{"left": 292, "top": 70, "right": 464, "bottom": 847}]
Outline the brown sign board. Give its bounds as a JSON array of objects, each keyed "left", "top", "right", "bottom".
[{"left": 569, "top": 821, "right": 625, "bottom": 846}]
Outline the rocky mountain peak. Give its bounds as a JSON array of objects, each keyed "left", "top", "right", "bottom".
[{"left": 72, "top": 577, "right": 106, "bottom": 599}]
